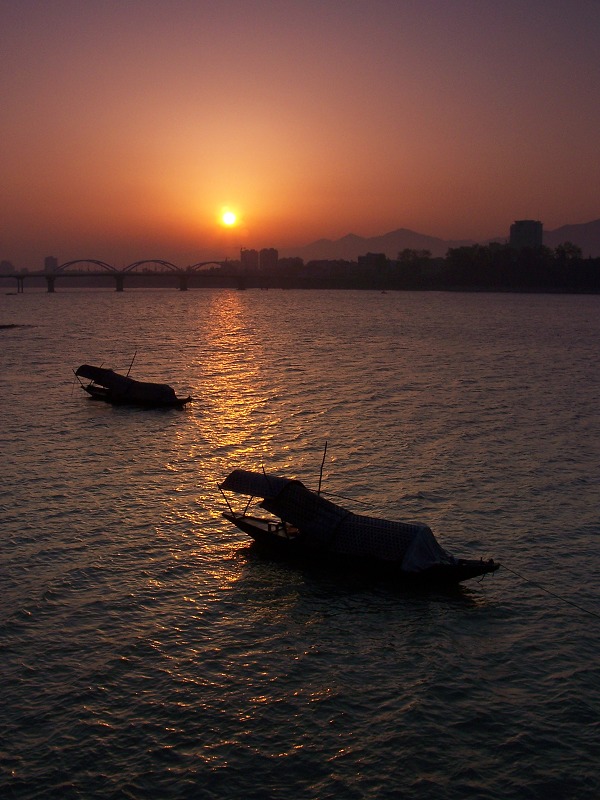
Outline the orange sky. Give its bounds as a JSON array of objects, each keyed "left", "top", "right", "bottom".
[{"left": 2, "top": 1, "right": 600, "bottom": 267}]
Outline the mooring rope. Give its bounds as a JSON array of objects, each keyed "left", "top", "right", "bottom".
[
  {"left": 320, "top": 489, "right": 375, "bottom": 507},
  {"left": 502, "top": 563, "right": 600, "bottom": 620}
]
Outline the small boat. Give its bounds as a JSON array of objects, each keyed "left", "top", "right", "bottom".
[
  {"left": 219, "top": 469, "right": 499, "bottom": 586},
  {"left": 74, "top": 364, "right": 191, "bottom": 407}
]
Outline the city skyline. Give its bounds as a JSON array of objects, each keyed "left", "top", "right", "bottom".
[{"left": 2, "top": 1, "right": 600, "bottom": 267}]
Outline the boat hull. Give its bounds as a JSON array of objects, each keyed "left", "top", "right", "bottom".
[
  {"left": 223, "top": 512, "right": 499, "bottom": 586},
  {"left": 82, "top": 385, "right": 191, "bottom": 407}
]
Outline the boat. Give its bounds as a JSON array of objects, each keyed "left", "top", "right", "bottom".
[
  {"left": 219, "top": 469, "right": 499, "bottom": 585},
  {"left": 74, "top": 364, "right": 191, "bottom": 407}
]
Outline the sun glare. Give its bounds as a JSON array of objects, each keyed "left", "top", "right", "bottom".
[{"left": 222, "top": 211, "right": 237, "bottom": 226}]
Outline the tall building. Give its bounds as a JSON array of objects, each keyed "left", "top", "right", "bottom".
[
  {"left": 44, "top": 256, "right": 59, "bottom": 271},
  {"left": 259, "top": 248, "right": 278, "bottom": 271},
  {"left": 509, "top": 220, "right": 543, "bottom": 250},
  {"left": 240, "top": 248, "right": 259, "bottom": 270}
]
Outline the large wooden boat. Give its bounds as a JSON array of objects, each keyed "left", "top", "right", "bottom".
[
  {"left": 219, "top": 469, "right": 499, "bottom": 586},
  {"left": 75, "top": 364, "right": 191, "bottom": 407}
]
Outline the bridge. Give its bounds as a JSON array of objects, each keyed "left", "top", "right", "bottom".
[{"left": 2, "top": 259, "right": 241, "bottom": 293}]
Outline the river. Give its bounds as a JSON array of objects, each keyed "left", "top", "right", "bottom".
[{"left": 1, "top": 288, "right": 599, "bottom": 799}]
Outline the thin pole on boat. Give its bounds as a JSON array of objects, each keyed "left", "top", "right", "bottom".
[
  {"left": 317, "top": 440, "right": 328, "bottom": 496},
  {"left": 262, "top": 465, "right": 279, "bottom": 498},
  {"left": 218, "top": 484, "right": 236, "bottom": 516},
  {"left": 126, "top": 350, "right": 137, "bottom": 377},
  {"left": 218, "top": 481, "right": 254, "bottom": 518},
  {"left": 315, "top": 442, "right": 375, "bottom": 506},
  {"left": 72, "top": 369, "right": 85, "bottom": 391}
]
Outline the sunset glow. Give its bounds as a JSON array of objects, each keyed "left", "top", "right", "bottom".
[{"left": 2, "top": 1, "right": 600, "bottom": 267}]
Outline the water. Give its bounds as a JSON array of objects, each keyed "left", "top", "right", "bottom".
[{"left": 1, "top": 288, "right": 599, "bottom": 800}]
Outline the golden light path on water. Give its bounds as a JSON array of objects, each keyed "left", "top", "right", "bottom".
[{"left": 163, "top": 291, "right": 292, "bottom": 602}]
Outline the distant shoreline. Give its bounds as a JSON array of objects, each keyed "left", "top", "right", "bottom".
[{"left": 2, "top": 277, "right": 599, "bottom": 295}]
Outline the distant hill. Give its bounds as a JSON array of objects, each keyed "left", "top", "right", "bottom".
[
  {"left": 280, "top": 229, "right": 475, "bottom": 260},
  {"left": 280, "top": 219, "right": 600, "bottom": 261},
  {"left": 543, "top": 219, "right": 600, "bottom": 257}
]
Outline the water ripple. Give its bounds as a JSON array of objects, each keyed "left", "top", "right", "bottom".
[{"left": 1, "top": 290, "right": 599, "bottom": 799}]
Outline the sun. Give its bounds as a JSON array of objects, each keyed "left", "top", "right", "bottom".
[{"left": 221, "top": 210, "right": 237, "bottom": 226}]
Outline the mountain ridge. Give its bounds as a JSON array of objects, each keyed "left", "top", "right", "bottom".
[{"left": 279, "top": 219, "right": 600, "bottom": 260}]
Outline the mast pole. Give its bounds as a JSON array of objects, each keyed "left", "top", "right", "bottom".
[
  {"left": 126, "top": 350, "right": 137, "bottom": 377},
  {"left": 317, "top": 440, "right": 328, "bottom": 496}
]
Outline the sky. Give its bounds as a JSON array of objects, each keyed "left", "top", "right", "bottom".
[{"left": 2, "top": 0, "right": 600, "bottom": 267}]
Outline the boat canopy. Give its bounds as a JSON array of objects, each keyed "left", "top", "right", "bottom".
[
  {"left": 219, "top": 469, "right": 455, "bottom": 572},
  {"left": 219, "top": 469, "right": 296, "bottom": 499},
  {"left": 75, "top": 364, "right": 178, "bottom": 404}
]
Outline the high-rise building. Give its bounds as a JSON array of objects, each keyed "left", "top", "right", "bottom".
[
  {"left": 259, "top": 248, "right": 278, "bottom": 271},
  {"left": 44, "top": 256, "right": 59, "bottom": 271},
  {"left": 240, "top": 248, "right": 259, "bottom": 270},
  {"left": 509, "top": 220, "right": 543, "bottom": 249}
]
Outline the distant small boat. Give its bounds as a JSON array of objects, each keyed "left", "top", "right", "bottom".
[
  {"left": 219, "top": 469, "right": 499, "bottom": 586},
  {"left": 74, "top": 364, "right": 191, "bottom": 407}
]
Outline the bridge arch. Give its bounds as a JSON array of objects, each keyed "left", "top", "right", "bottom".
[
  {"left": 124, "top": 260, "right": 180, "bottom": 273},
  {"left": 57, "top": 259, "right": 118, "bottom": 273},
  {"left": 188, "top": 261, "right": 227, "bottom": 272}
]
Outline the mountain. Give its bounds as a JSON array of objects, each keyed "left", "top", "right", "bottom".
[
  {"left": 280, "top": 228, "right": 475, "bottom": 261},
  {"left": 543, "top": 219, "right": 600, "bottom": 256},
  {"left": 279, "top": 219, "right": 600, "bottom": 261}
]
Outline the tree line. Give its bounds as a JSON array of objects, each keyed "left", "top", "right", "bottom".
[{"left": 385, "top": 241, "right": 599, "bottom": 292}]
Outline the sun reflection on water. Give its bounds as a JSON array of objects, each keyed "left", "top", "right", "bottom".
[
  {"left": 190, "top": 291, "right": 281, "bottom": 457},
  {"left": 158, "top": 291, "right": 292, "bottom": 588}
]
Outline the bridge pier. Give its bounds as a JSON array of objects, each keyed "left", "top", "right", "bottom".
[
  {"left": 115, "top": 275, "right": 124, "bottom": 292},
  {"left": 17, "top": 276, "right": 24, "bottom": 293},
  {"left": 45, "top": 275, "right": 56, "bottom": 293},
  {"left": 178, "top": 274, "right": 188, "bottom": 291}
]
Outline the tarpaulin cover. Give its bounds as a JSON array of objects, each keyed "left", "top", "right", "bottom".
[
  {"left": 219, "top": 469, "right": 294, "bottom": 499},
  {"left": 76, "top": 364, "right": 178, "bottom": 403},
  {"left": 220, "top": 469, "right": 455, "bottom": 572}
]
